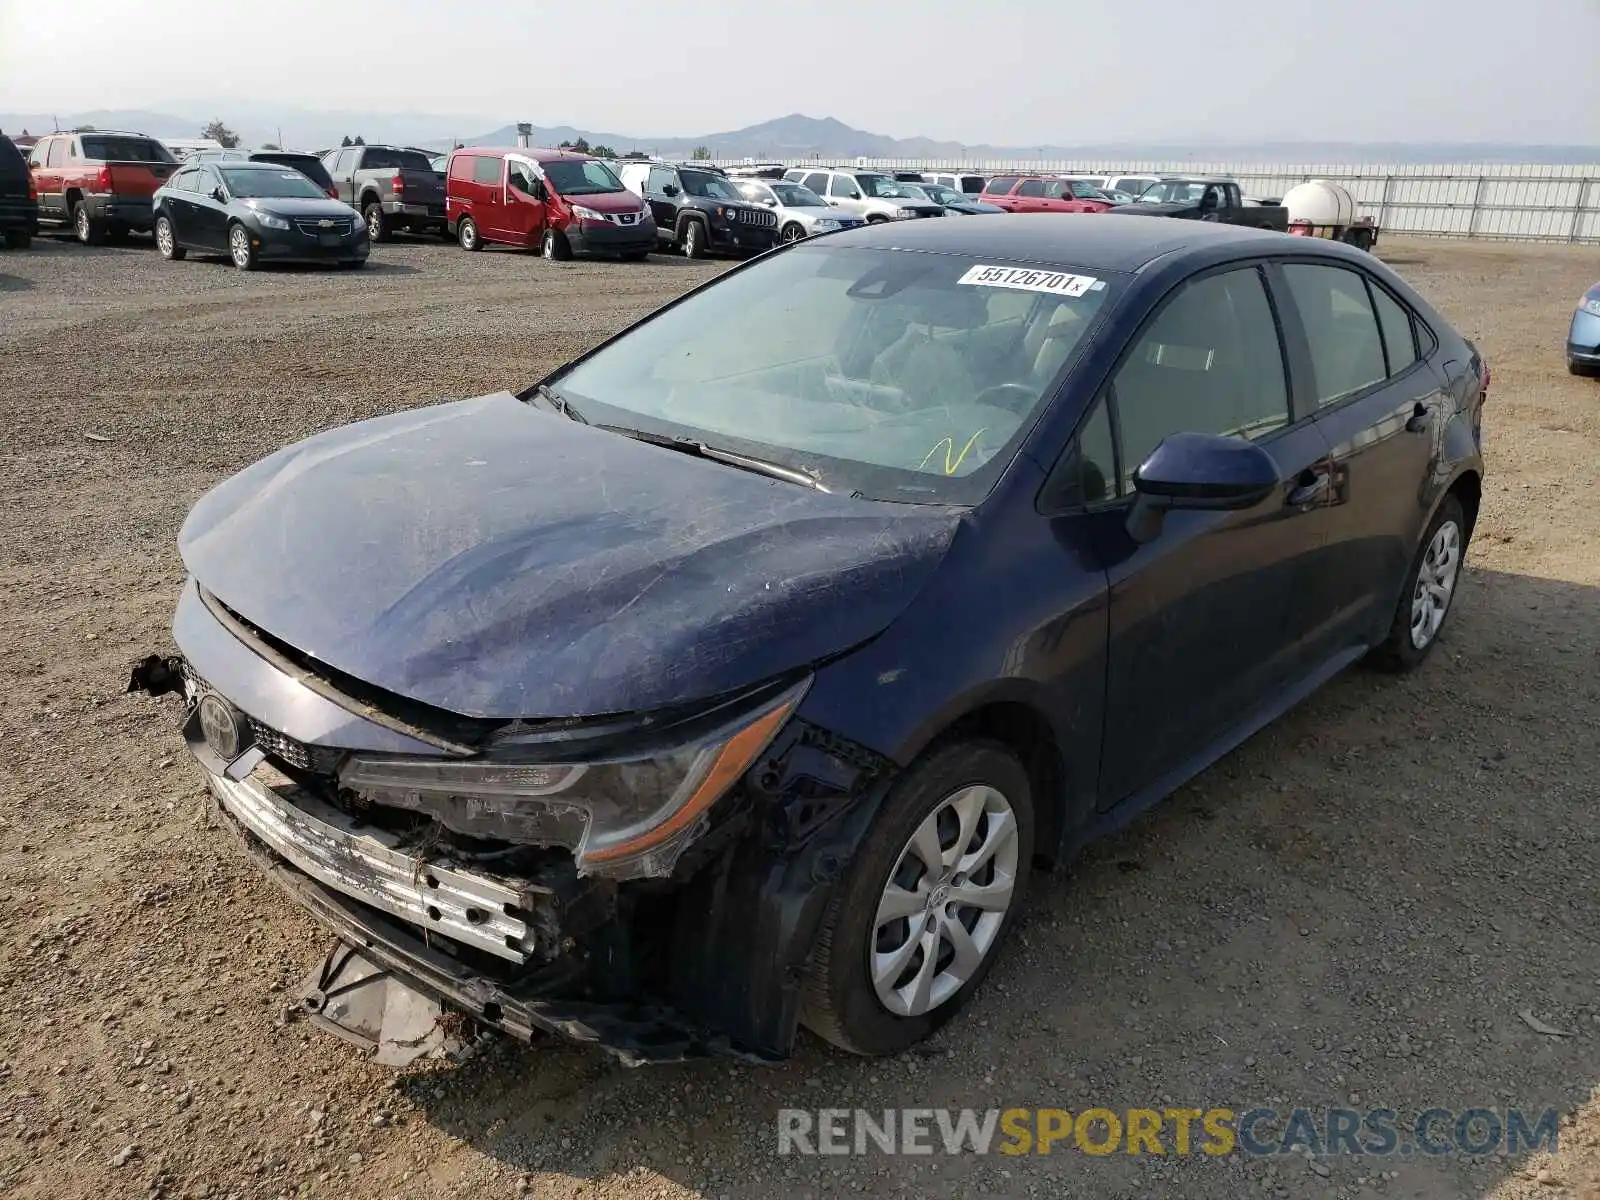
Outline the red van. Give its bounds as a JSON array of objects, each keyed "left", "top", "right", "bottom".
[{"left": 445, "top": 147, "right": 656, "bottom": 260}]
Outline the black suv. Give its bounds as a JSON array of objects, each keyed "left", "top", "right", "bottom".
[
  {"left": 618, "top": 160, "right": 778, "bottom": 258},
  {"left": 0, "top": 134, "right": 37, "bottom": 249}
]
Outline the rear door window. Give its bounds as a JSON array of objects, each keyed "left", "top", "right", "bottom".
[
  {"left": 1370, "top": 282, "right": 1420, "bottom": 375},
  {"left": 472, "top": 155, "right": 503, "bottom": 185},
  {"left": 1279, "top": 264, "right": 1389, "bottom": 406},
  {"left": 985, "top": 176, "right": 1020, "bottom": 195},
  {"left": 802, "top": 172, "right": 829, "bottom": 194},
  {"left": 360, "top": 147, "right": 433, "bottom": 172},
  {"left": 1017, "top": 180, "right": 1047, "bottom": 198}
]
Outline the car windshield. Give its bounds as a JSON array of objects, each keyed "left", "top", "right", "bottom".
[
  {"left": 769, "top": 182, "right": 825, "bottom": 207},
  {"left": 921, "top": 185, "right": 961, "bottom": 204},
  {"left": 1136, "top": 181, "right": 1208, "bottom": 204},
  {"left": 1065, "top": 181, "right": 1107, "bottom": 199},
  {"left": 543, "top": 158, "right": 626, "bottom": 195},
  {"left": 680, "top": 169, "right": 740, "bottom": 200},
  {"left": 548, "top": 246, "right": 1118, "bottom": 504},
  {"left": 858, "top": 175, "right": 919, "bottom": 199},
  {"left": 81, "top": 136, "right": 175, "bottom": 163},
  {"left": 222, "top": 168, "right": 326, "bottom": 199}
]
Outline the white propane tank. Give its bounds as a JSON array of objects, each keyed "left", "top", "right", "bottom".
[{"left": 1283, "top": 180, "right": 1357, "bottom": 228}]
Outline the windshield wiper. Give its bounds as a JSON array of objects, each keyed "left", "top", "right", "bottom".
[
  {"left": 596, "top": 424, "right": 830, "bottom": 493},
  {"left": 529, "top": 383, "right": 589, "bottom": 424}
]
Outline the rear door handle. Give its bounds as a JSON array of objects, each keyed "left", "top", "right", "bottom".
[
  {"left": 1405, "top": 401, "right": 1434, "bottom": 433},
  {"left": 1286, "top": 473, "right": 1330, "bottom": 508}
]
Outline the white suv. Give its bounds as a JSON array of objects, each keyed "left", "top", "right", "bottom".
[{"left": 780, "top": 168, "right": 944, "bottom": 223}]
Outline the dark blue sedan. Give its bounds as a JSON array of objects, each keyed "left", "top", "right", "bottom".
[{"left": 133, "top": 215, "right": 1488, "bottom": 1066}]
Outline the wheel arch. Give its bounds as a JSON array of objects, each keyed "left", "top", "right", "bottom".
[
  {"left": 903, "top": 694, "right": 1071, "bottom": 871},
  {"left": 1447, "top": 467, "right": 1482, "bottom": 543}
]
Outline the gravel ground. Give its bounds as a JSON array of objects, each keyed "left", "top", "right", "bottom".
[{"left": 1, "top": 230, "right": 1598, "bottom": 1200}]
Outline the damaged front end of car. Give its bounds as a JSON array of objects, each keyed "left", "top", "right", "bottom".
[{"left": 130, "top": 581, "right": 898, "bottom": 1068}]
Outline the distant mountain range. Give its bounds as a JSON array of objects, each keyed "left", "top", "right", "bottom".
[{"left": 2, "top": 108, "right": 1596, "bottom": 165}]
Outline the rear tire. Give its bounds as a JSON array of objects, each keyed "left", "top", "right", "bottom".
[
  {"left": 363, "top": 201, "right": 390, "bottom": 243},
  {"left": 801, "top": 741, "right": 1034, "bottom": 1056},
  {"left": 1, "top": 229, "right": 30, "bottom": 250},
  {"left": 457, "top": 216, "right": 482, "bottom": 252},
  {"left": 227, "top": 222, "right": 258, "bottom": 271},
  {"left": 339, "top": 259, "right": 367, "bottom": 269},
  {"left": 155, "top": 215, "right": 185, "bottom": 261},
  {"left": 620, "top": 249, "right": 649, "bottom": 261},
  {"left": 1569, "top": 358, "right": 1597, "bottom": 377},
  {"left": 1368, "top": 494, "right": 1467, "bottom": 672},
  {"left": 73, "top": 202, "right": 104, "bottom": 245}
]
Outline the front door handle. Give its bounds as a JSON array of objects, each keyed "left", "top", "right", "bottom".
[
  {"left": 1405, "top": 401, "right": 1434, "bottom": 433},
  {"left": 1286, "top": 473, "right": 1330, "bottom": 508}
]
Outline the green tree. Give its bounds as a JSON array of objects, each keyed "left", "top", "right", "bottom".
[
  {"left": 691, "top": 145, "right": 711, "bottom": 160},
  {"left": 590, "top": 144, "right": 616, "bottom": 158},
  {"left": 622, "top": 149, "right": 650, "bottom": 160},
  {"left": 353, "top": 135, "right": 365, "bottom": 146},
  {"left": 340, "top": 135, "right": 353, "bottom": 147},
  {"left": 260, "top": 142, "right": 281, "bottom": 151},
  {"left": 202, "top": 120, "right": 240, "bottom": 148}
]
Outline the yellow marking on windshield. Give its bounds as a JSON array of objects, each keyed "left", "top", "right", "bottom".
[{"left": 919, "top": 429, "right": 988, "bottom": 475}]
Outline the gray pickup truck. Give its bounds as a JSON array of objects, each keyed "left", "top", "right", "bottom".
[
  {"left": 1110, "top": 178, "right": 1289, "bottom": 231},
  {"left": 321, "top": 144, "right": 447, "bottom": 242}
]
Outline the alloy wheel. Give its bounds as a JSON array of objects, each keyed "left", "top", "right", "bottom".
[
  {"left": 155, "top": 219, "right": 174, "bottom": 258},
  {"left": 229, "top": 226, "right": 251, "bottom": 269},
  {"left": 1409, "top": 519, "right": 1462, "bottom": 649},
  {"left": 75, "top": 207, "right": 89, "bottom": 241},
  {"left": 869, "top": 784, "right": 1020, "bottom": 1017}
]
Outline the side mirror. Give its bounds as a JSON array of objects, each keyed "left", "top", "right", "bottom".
[
  {"left": 211, "top": 187, "right": 226, "bottom": 202},
  {"left": 662, "top": 184, "right": 680, "bottom": 197},
  {"left": 1125, "top": 432, "right": 1279, "bottom": 543},
  {"left": 761, "top": 197, "right": 777, "bottom": 207}
]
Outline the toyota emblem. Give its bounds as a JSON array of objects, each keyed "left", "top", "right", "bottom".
[{"left": 197, "top": 693, "right": 245, "bottom": 760}]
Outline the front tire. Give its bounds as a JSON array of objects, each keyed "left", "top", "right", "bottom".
[
  {"left": 2, "top": 229, "right": 31, "bottom": 250},
  {"left": 227, "top": 223, "right": 257, "bottom": 271},
  {"left": 680, "top": 218, "right": 706, "bottom": 259},
  {"left": 1369, "top": 494, "right": 1467, "bottom": 672},
  {"left": 457, "top": 216, "right": 482, "bottom": 251},
  {"left": 780, "top": 222, "right": 807, "bottom": 244},
  {"left": 541, "top": 228, "right": 572, "bottom": 260},
  {"left": 363, "top": 202, "right": 390, "bottom": 243},
  {"left": 1570, "top": 358, "right": 1598, "bottom": 377},
  {"left": 802, "top": 741, "right": 1034, "bottom": 1056},
  {"left": 866, "top": 214, "right": 888, "bottom": 224},
  {"left": 154, "top": 215, "right": 185, "bottom": 261}
]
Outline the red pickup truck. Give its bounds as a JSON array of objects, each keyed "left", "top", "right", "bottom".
[
  {"left": 27, "top": 130, "right": 178, "bottom": 244},
  {"left": 979, "top": 175, "right": 1111, "bottom": 214}
]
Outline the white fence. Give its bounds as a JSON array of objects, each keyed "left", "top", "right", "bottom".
[{"left": 721, "top": 159, "right": 1600, "bottom": 243}]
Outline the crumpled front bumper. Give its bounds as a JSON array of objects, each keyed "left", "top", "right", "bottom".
[{"left": 204, "top": 757, "right": 776, "bottom": 1067}]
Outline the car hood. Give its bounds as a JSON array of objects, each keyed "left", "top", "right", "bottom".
[
  {"left": 560, "top": 189, "right": 646, "bottom": 215},
  {"left": 239, "top": 196, "right": 358, "bottom": 219},
  {"left": 788, "top": 205, "right": 852, "bottom": 222},
  {"left": 178, "top": 391, "right": 962, "bottom": 720}
]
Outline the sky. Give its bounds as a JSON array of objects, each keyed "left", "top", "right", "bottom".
[{"left": 2, "top": 0, "right": 1598, "bottom": 146}]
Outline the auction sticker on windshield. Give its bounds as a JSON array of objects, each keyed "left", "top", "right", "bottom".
[{"left": 957, "top": 265, "right": 1104, "bottom": 297}]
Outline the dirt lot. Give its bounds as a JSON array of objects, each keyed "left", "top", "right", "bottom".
[{"left": 1, "top": 231, "right": 1598, "bottom": 1200}]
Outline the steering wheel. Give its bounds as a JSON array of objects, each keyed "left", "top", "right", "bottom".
[{"left": 972, "top": 382, "right": 1038, "bottom": 416}]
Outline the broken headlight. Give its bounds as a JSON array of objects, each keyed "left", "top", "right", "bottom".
[{"left": 338, "top": 678, "right": 808, "bottom": 880}]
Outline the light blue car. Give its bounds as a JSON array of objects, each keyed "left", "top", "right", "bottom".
[{"left": 1569, "top": 282, "right": 1600, "bottom": 376}]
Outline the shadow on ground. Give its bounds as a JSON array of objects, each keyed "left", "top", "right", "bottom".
[{"left": 388, "top": 565, "right": 1600, "bottom": 1197}]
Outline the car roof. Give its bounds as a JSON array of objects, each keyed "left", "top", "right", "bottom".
[
  {"left": 211, "top": 160, "right": 298, "bottom": 170},
  {"left": 820, "top": 213, "right": 1293, "bottom": 273},
  {"left": 454, "top": 146, "right": 595, "bottom": 164}
]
